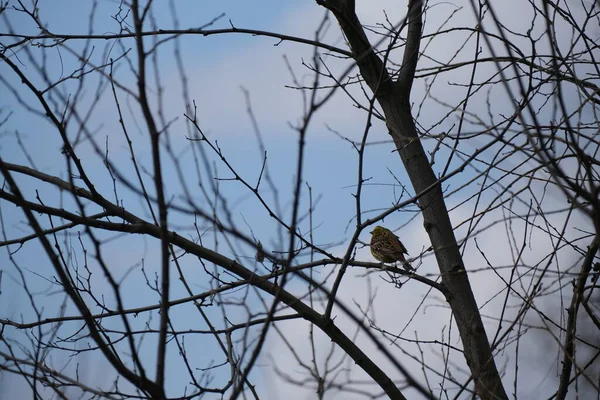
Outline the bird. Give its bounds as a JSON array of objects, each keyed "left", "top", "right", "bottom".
[{"left": 369, "top": 225, "right": 414, "bottom": 272}]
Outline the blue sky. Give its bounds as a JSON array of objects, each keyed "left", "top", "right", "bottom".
[
  {"left": 0, "top": 1, "right": 409, "bottom": 397},
  {"left": 1, "top": 1, "right": 597, "bottom": 399}
]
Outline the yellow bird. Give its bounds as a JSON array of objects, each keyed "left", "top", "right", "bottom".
[{"left": 370, "top": 226, "right": 414, "bottom": 272}]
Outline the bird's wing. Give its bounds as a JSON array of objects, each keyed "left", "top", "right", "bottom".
[{"left": 392, "top": 232, "right": 409, "bottom": 254}]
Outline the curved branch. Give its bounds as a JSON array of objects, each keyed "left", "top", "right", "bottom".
[
  {"left": 0, "top": 161, "right": 409, "bottom": 399},
  {"left": 0, "top": 26, "right": 352, "bottom": 58}
]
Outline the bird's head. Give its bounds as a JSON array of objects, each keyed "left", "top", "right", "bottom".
[{"left": 370, "top": 226, "right": 385, "bottom": 235}]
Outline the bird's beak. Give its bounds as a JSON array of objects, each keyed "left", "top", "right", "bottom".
[{"left": 369, "top": 231, "right": 373, "bottom": 234}]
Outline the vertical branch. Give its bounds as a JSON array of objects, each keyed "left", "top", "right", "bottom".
[
  {"left": 397, "top": 0, "right": 422, "bottom": 93},
  {"left": 131, "top": 1, "right": 170, "bottom": 393},
  {"left": 229, "top": 19, "right": 325, "bottom": 399},
  {"left": 556, "top": 236, "right": 599, "bottom": 400}
]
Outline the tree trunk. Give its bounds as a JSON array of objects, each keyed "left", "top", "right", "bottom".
[{"left": 318, "top": 0, "right": 508, "bottom": 398}]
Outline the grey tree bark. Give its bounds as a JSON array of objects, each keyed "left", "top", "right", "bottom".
[{"left": 316, "top": 1, "right": 509, "bottom": 398}]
